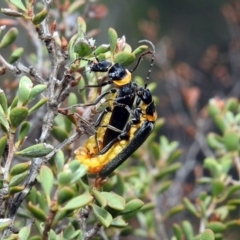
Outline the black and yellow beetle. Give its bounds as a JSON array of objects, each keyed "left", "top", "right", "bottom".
[
  {"left": 74, "top": 40, "right": 157, "bottom": 178},
  {"left": 75, "top": 40, "right": 154, "bottom": 149}
]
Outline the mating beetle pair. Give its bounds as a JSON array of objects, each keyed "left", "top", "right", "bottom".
[{"left": 71, "top": 39, "right": 157, "bottom": 179}]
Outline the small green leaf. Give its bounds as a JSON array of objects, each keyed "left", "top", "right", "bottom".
[
  {"left": 77, "top": 17, "right": 86, "bottom": 36},
  {"left": 203, "top": 196, "right": 212, "bottom": 209},
  {"left": 70, "top": 165, "right": 88, "bottom": 183},
  {"left": 182, "top": 220, "right": 194, "bottom": 240},
  {"left": 1, "top": 8, "right": 24, "bottom": 17},
  {"left": 10, "top": 106, "right": 29, "bottom": 129},
  {"left": 10, "top": 162, "right": 30, "bottom": 176},
  {"left": 16, "top": 143, "right": 53, "bottom": 157},
  {"left": 68, "top": 34, "right": 78, "bottom": 61},
  {"left": 29, "top": 236, "right": 42, "bottom": 240},
  {"left": 54, "top": 150, "right": 65, "bottom": 172},
  {"left": 92, "top": 204, "right": 113, "bottom": 227},
  {"left": 164, "top": 205, "right": 184, "bottom": 219},
  {"left": 213, "top": 115, "right": 227, "bottom": 133},
  {"left": 0, "top": 105, "right": 9, "bottom": 131},
  {"left": 207, "top": 133, "right": 223, "bottom": 150},
  {"left": 0, "top": 89, "right": 8, "bottom": 114},
  {"left": 38, "top": 165, "right": 54, "bottom": 197},
  {"left": 223, "top": 130, "right": 239, "bottom": 151},
  {"left": 63, "top": 225, "right": 75, "bottom": 239},
  {"left": 18, "top": 76, "right": 33, "bottom": 105},
  {"left": 67, "top": 0, "right": 85, "bottom": 14},
  {"left": 132, "top": 45, "right": 149, "bottom": 56},
  {"left": 36, "top": 191, "right": 48, "bottom": 213},
  {"left": 226, "top": 219, "right": 240, "bottom": 228},
  {"left": 0, "top": 27, "right": 18, "bottom": 48},
  {"left": 157, "top": 180, "right": 172, "bottom": 194},
  {"left": 123, "top": 43, "right": 132, "bottom": 53},
  {"left": 0, "top": 135, "right": 7, "bottom": 158},
  {"left": 26, "top": 187, "right": 37, "bottom": 204},
  {"left": 9, "top": 96, "right": 18, "bottom": 111},
  {"left": 9, "top": 171, "right": 27, "bottom": 187},
  {"left": 18, "top": 225, "right": 31, "bottom": 240},
  {"left": 220, "top": 157, "right": 232, "bottom": 174},
  {"left": 211, "top": 180, "right": 225, "bottom": 197},
  {"left": 224, "top": 98, "right": 238, "bottom": 112},
  {"left": 156, "top": 163, "right": 182, "bottom": 180},
  {"left": 204, "top": 158, "right": 221, "bottom": 178},
  {"left": 197, "top": 177, "right": 212, "bottom": 184},
  {"left": 228, "top": 199, "right": 240, "bottom": 205},
  {"left": 57, "top": 186, "right": 75, "bottom": 205},
  {"left": 214, "top": 206, "right": 229, "bottom": 221},
  {"left": 91, "top": 189, "right": 107, "bottom": 207},
  {"left": 206, "top": 222, "right": 226, "bottom": 233},
  {"left": 28, "top": 97, "right": 48, "bottom": 114},
  {"left": 114, "top": 52, "right": 135, "bottom": 66},
  {"left": 207, "top": 99, "right": 221, "bottom": 118},
  {"left": 58, "top": 171, "right": 72, "bottom": 186},
  {"left": 219, "top": 184, "right": 240, "bottom": 201},
  {"left": 199, "top": 191, "right": 209, "bottom": 201},
  {"left": 62, "top": 192, "right": 93, "bottom": 210},
  {"left": 108, "top": 28, "right": 118, "bottom": 55},
  {"left": 173, "top": 223, "right": 184, "bottom": 240},
  {"left": 28, "top": 202, "right": 46, "bottom": 222},
  {"left": 63, "top": 225, "right": 81, "bottom": 239},
  {"left": 97, "top": 53, "right": 107, "bottom": 61},
  {"left": 53, "top": 209, "right": 74, "bottom": 224},
  {"left": 183, "top": 197, "right": 200, "bottom": 218},
  {"left": 167, "top": 149, "right": 182, "bottom": 164},
  {"left": 199, "top": 229, "right": 215, "bottom": 240},
  {"left": 101, "top": 192, "right": 125, "bottom": 210},
  {"left": 32, "top": 8, "right": 47, "bottom": 25},
  {"left": 140, "top": 202, "right": 155, "bottom": 212},
  {"left": 94, "top": 44, "right": 110, "bottom": 56},
  {"left": 9, "top": 185, "right": 25, "bottom": 195},
  {"left": 29, "top": 84, "right": 47, "bottom": 102},
  {"left": 68, "top": 160, "right": 81, "bottom": 172},
  {"left": 9, "top": 0, "right": 27, "bottom": 11},
  {"left": 52, "top": 126, "right": 69, "bottom": 142},
  {"left": 121, "top": 199, "right": 144, "bottom": 215},
  {"left": 0, "top": 218, "right": 12, "bottom": 230},
  {"left": 48, "top": 230, "right": 57, "bottom": 240},
  {"left": 111, "top": 217, "right": 128, "bottom": 228},
  {"left": 18, "top": 121, "right": 30, "bottom": 143},
  {"left": 68, "top": 230, "right": 81, "bottom": 239},
  {"left": 74, "top": 40, "right": 91, "bottom": 57},
  {"left": 8, "top": 47, "right": 24, "bottom": 63}
]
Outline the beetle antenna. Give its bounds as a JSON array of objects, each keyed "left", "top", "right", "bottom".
[
  {"left": 130, "top": 50, "right": 153, "bottom": 73},
  {"left": 138, "top": 40, "right": 155, "bottom": 88}
]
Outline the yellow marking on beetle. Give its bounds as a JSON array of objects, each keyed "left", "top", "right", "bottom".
[
  {"left": 140, "top": 102, "right": 157, "bottom": 122},
  {"left": 113, "top": 70, "right": 132, "bottom": 87},
  {"left": 75, "top": 121, "right": 139, "bottom": 174},
  {"left": 146, "top": 111, "right": 157, "bottom": 122},
  {"left": 75, "top": 139, "right": 128, "bottom": 174}
]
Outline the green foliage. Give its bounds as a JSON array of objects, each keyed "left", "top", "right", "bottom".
[
  {"left": 171, "top": 98, "right": 240, "bottom": 240},
  {"left": 0, "top": 27, "right": 18, "bottom": 48}
]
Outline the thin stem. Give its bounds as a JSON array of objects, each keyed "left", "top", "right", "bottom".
[
  {"left": 3, "top": 133, "right": 15, "bottom": 182},
  {"left": 0, "top": 54, "right": 21, "bottom": 74},
  {"left": 43, "top": 191, "right": 58, "bottom": 240}
]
